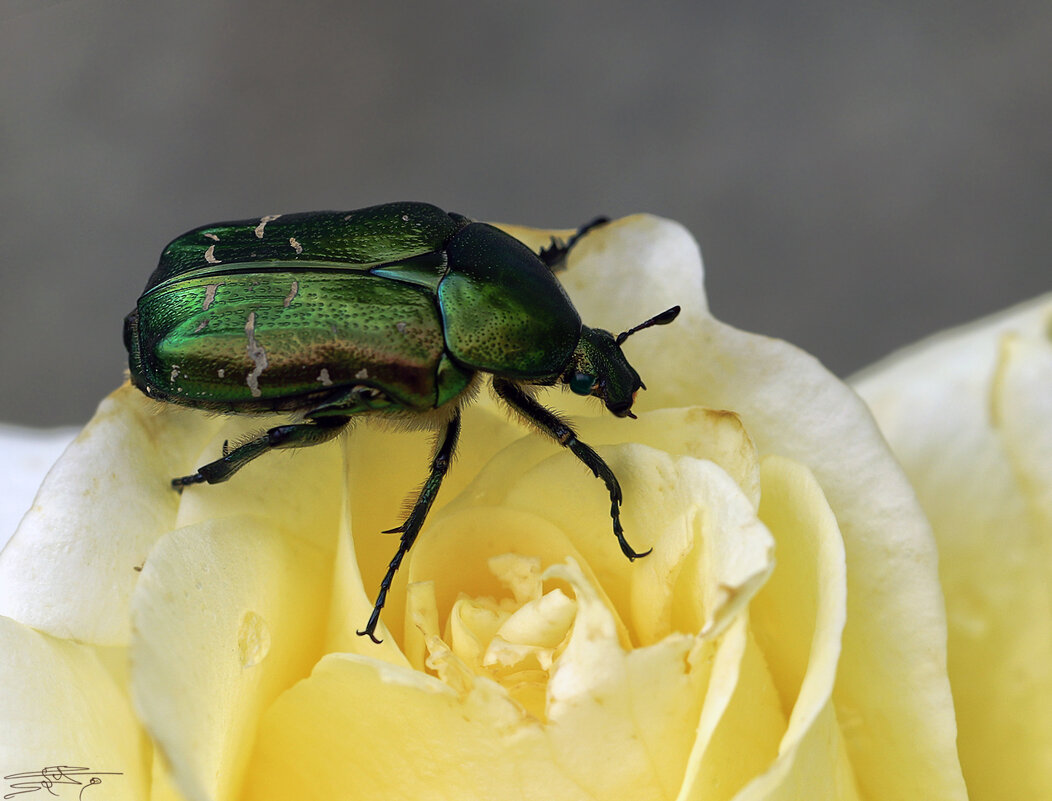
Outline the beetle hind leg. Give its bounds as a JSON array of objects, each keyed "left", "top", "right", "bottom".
[
  {"left": 171, "top": 416, "right": 349, "bottom": 489},
  {"left": 491, "top": 377, "right": 651, "bottom": 561},
  {"left": 357, "top": 409, "right": 462, "bottom": 644},
  {"left": 537, "top": 216, "right": 609, "bottom": 271}
]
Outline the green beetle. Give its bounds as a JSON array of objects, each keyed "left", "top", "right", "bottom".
[{"left": 124, "top": 201, "right": 679, "bottom": 642}]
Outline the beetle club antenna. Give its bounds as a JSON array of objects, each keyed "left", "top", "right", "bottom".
[{"left": 616, "top": 306, "right": 681, "bottom": 345}]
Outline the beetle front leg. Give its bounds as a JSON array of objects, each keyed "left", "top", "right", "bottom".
[
  {"left": 491, "top": 377, "right": 650, "bottom": 561},
  {"left": 172, "top": 416, "right": 349, "bottom": 488},
  {"left": 357, "top": 409, "right": 462, "bottom": 644}
]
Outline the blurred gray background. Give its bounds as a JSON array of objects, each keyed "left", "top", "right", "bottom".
[{"left": 1, "top": 0, "right": 1050, "bottom": 427}]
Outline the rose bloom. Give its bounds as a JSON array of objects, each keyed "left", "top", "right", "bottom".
[
  {"left": 0, "top": 216, "right": 967, "bottom": 801},
  {"left": 854, "top": 294, "right": 1052, "bottom": 801}
]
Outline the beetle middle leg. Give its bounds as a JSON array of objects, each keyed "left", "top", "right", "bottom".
[
  {"left": 172, "top": 416, "right": 349, "bottom": 488},
  {"left": 491, "top": 377, "right": 651, "bottom": 562},
  {"left": 357, "top": 408, "right": 462, "bottom": 644}
]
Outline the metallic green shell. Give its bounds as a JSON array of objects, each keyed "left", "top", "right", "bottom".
[
  {"left": 126, "top": 202, "right": 584, "bottom": 418},
  {"left": 145, "top": 201, "right": 463, "bottom": 291},
  {"left": 438, "top": 223, "right": 581, "bottom": 377},
  {"left": 128, "top": 268, "right": 473, "bottom": 413}
]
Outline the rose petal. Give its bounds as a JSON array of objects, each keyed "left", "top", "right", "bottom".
[
  {"left": 0, "top": 424, "right": 77, "bottom": 550},
  {"left": 854, "top": 295, "right": 1052, "bottom": 798},
  {"left": 242, "top": 560, "right": 707, "bottom": 800},
  {"left": 407, "top": 505, "right": 629, "bottom": 648},
  {"left": 562, "top": 215, "right": 964, "bottom": 800},
  {"left": 679, "top": 619, "right": 786, "bottom": 799},
  {"left": 130, "top": 516, "right": 330, "bottom": 801},
  {"left": 728, "top": 455, "right": 857, "bottom": 800},
  {"left": 0, "top": 615, "right": 148, "bottom": 800},
  {"left": 0, "top": 384, "right": 223, "bottom": 644},
  {"left": 435, "top": 408, "right": 770, "bottom": 645}
]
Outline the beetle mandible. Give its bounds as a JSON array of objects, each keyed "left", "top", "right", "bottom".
[{"left": 123, "top": 201, "right": 680, "bottom": 642}]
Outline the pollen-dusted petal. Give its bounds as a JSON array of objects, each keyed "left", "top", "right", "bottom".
[
  {"left": 130, "top": 516, "right": 330, "bottom": 801},
  {"left": 0, "top": 615, "right": 148, "bottom": 800},
  {"left": 0, "top": 383, "right": 223, "bottom": 645},
  {"left": 242, "top": 561, "right": 707, "bottom": 800},
  {"left": 408, "top": 505, "right": 631, "bottom": 649}
]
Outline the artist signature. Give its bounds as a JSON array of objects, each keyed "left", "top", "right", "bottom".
[{"left": 3, "top": 766, "right": 122, "bottom": 799}]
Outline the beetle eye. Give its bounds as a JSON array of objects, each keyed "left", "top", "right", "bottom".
[{"left": 569, "top": 372, "right": 596, "bottom": 395}]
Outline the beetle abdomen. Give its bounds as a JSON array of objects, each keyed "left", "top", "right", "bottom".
[{"left": 128, "top": 268, "right": 460, "bottom": 413}]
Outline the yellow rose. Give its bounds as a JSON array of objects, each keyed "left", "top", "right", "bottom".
[
  {"left": 854, "top": 295, "right": 1052, "bottom": 801},
  {"left": 0, "top": 215, "right": 966, "bottom": 800}
]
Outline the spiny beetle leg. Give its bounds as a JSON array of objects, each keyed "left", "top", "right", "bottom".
[
  {"left": 537, "top": 216, "right": 610, "bottom": 271},
  {"left": 491, "top": 377, "right": 651, "bottom": 561},
  {"left": 358, "top": 409, "right": 462, "bottom": 644},
  {"left": 170, "top": 416, "right": 348, "bottom": 489}
]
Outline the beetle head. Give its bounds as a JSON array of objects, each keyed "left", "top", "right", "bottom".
[{"left": 564, "top": 306, "right": 680, "bottom": 417}]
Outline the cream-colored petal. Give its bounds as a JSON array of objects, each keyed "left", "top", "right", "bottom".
[
  {"left": 0, "top": 423, "right": 76, "bottom": 548},
  {"left": 680, "top": 623, "right": 786, "bottom": 801},
  {"left": 131, "top": 516, "right": 330, "bottom": 801},
  {"left": 0, "top": 614, "right": 148, "bottom": 800},
  {"left": 561, "top": 216, "right": 963, "bottom": 800},
  {"left": 452, "top": 442, "right": 772, "bottom": 646},
  {"left": 662, "top": 455, "right": 774, "bottom": 643},
  {"left": 0, "top": 384, "right": 222, "bottom": 644},
  {"left": 407, "top": 505, "right": 629, "bottom": 649},
  {"left": 545, "top": 560, "right": 703, "bottom": 799},
  {"left": 729, "top": 455, "right": 859, "bottom": 801},
  {"left": 243, "top": 561, "right": 705, "bottom": 801},
  {"left": 854, "top": 295, "right": 1052, "bottom": 799}
]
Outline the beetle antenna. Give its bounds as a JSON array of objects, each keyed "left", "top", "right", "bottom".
[{"left": 616, "top": 305, "right": 681, "bottom": 345}]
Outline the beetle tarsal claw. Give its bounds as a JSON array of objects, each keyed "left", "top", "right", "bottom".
[{"left": 356, "top": 626, "right": 383, "bottom": 645}]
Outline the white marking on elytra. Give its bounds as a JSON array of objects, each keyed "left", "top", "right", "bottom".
[
  {"left": 401, "top": 214, "right": 409, "bottom": 221},
  {"left": 355, "top": 368, "right": 369, "bottom": 379},
  {"left": 244, "top": 312, "right": 269, "bottom": 398},
  {"left": 204, "top": 245, "right": 220, "bottom": 264},
  {"left": 255, "top": 214, "right": 281, "bottom": 239},
  {"left": 289, "top": 237, "right": 303, "bottom": 254},
  {"left": 218, "top": 368, "right": 226, "bottom": 378},
  {"left": 203, "top": 284, "right": 219, "bottom": 311},
  {"left": 170, "top": 365, "right": 180, "bottom": 382},
  {"left": 283, "top": 280, "right": 299, "bottom": 308},
  {"left": 395, "top": 321, "right": 407, "bottom": 333},
  {"left": 204, "top": 232, "right": 219, "bottom": 241},
  {"left": 193, "top": 318, "right": 209, "bottom": 333},
  {"left": 317, "top": 368, "right": 333, "bottom": 386}
]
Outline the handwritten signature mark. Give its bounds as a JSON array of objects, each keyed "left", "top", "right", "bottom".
[{"left": 3, "top": 766, "right": 122, "bottom": 800}]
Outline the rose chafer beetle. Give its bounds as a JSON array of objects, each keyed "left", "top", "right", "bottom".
[{"left": 124, "top": 201, "right": 680, "bottom": 642}]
